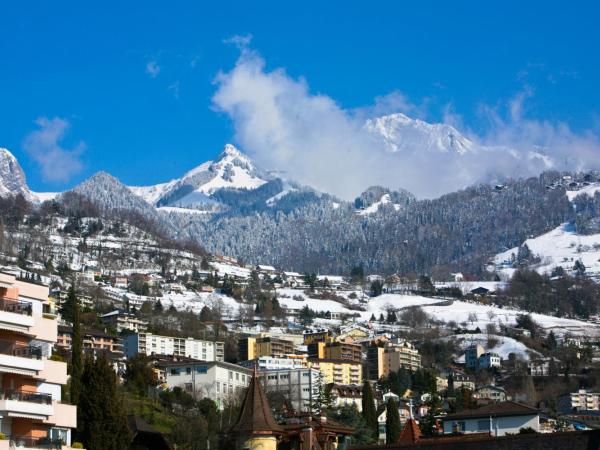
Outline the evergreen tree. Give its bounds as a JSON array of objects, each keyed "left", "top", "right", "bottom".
[
  {"left": 69, "top": 285, "right": 83, "bottom": 405},
  {"left": 386, "top": 398, "right": 401, "bottom": 444},
  {"left": 154, "top": 299, "right": 164, "bottom": 312},
  {"left": 124, "top": 354, "right": 154, "bottom": 397},
  {"left": 78, "top": 354, "right": 130, "bottom": 450},
  {"left": 361, "top": 380, "right": 378, "bottom": 439}
]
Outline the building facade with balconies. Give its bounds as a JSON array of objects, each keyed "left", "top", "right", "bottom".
[
  {"left": 0, "top": 272, "right": 77, "bottom": 449},
  {"left": 124, "top": 332, "right": 224, "bottom": 361}
]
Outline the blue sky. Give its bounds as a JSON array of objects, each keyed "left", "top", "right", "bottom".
[{"left": 1, "top": 1, "right": 599, "bottom": 193}]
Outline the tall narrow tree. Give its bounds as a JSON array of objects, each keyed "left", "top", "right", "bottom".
[
  {"left": 386, "top": 398, "right": 401, "bottom": 443},
  {"left": 361, "top": 380, "right": 378, "bottom": 439},
  {"left": 69, "top": 285, "right": 83, "bottom": 405},
  {"left": 79, "top": 354, "right": 130, "bottom": 450}
]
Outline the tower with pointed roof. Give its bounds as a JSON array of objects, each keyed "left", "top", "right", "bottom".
[{"left": 232, "top": 368, "right": 283, "bottom": 450}]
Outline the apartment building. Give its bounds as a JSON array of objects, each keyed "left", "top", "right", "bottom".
[
  {"left": 303, "top": 329, "right": 333, "bottom": 345},
  {"left": 124, "top": 332, "right": 224, "bottom": 361},
  {"left": 239, "top": 356, "right": 307, "bottom": 371},
  {"left": 558, "top": 389, "right": 600, "bottom": 413},
  {"left": 366, "top": 340, "right": 421, "bottom": 380},
  {"left": 238, "top": 334, "right": 295, "bottom": 360},
  {"left": 100, "top": 310, "right": 148, "bottom": 333},
  {"left": 259, "top": 367, "right": 322, "bottom": 413},
  {"left": 0, "top": 272, "right": 77, "bottom": 448},
  {"left": 157, "top": 359, "right": 251, "bottom": 402},
  {"left": 307, "top": 358, "right": 362, "bottom": 385},
  {"left": 57, "top": 325, "right": 123, "bottom": 355},
  {"left": 308, "top": 341, "right": 362, "bottom": 363}
]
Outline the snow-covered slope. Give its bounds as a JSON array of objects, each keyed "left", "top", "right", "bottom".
[
  {"left": 129, "top": 144, "right": 269, "bottom": 208},
  {"left": 365, "top": 113, "right": 475, "bottom": 155},
  {"left": 493, "top": 222, "right": 600, "bottom": 279},
  {"left": 493, "top": 181, "right": 600, "bottom": 279},
  {"left": 358, "top": 193, "right": 401, "bottom": 215},
  {"left": 71, "top": 172, "right": 163, "bottom": 221}
]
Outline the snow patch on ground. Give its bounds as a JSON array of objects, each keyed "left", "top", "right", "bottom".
[
  {"left": 494, "top": 222, "right": 600, "bottom": 278},
  {"left": 358, "top": 194, "right": 401, "bottom": 215},
  {"left": 443, "top": 333, "right": 540, "bottom": 361}
]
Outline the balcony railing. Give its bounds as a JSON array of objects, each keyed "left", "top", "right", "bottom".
[
  {"left": 1, "top": 389, "right": 52, "bottom": 405},
  {"left": 0, "top": 341, "right": 43, "bottom": 359},
  {"left": 9, "top": 436, "right": 63, "bottom": 449},
  {"left": 0, "top": 298, "right": 33, "bottom": 316}
]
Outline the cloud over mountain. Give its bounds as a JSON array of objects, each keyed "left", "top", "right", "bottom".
[{"left": 213, "top": 47, "right": 600, "bottom": 199}]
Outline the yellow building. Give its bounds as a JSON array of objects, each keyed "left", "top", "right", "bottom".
[
  {"left": 308, "top": 341, "right": 362, "bottom": 362},
  {"left": 366, "top": 340, "right": 421, "bottom": 380},
  {"left": 239, "top": 334, "right": 295, "bottom": 360},
  {"left": 303, "top": 329, "right": 333, "bottom": 345},
  {"left": 308, "top": 358, "right": 362, "bottom": 385}
]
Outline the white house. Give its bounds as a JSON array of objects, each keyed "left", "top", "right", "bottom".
[
  {"left": 159, "top": 360, "right": 252, "bottom": 402},
  {"left": 442, "top": 401, "right": 540, "bottom": 436}
]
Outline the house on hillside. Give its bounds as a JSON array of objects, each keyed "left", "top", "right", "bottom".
[{"left": 442, "top": 401, "right": 539, "bottom": 436}]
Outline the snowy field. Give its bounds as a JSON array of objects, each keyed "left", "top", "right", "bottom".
[
  {"left": 494, "top": 222, "right": 600, "bottom": 278},
  {"left": 443, "top": 333, "right": 540, "bottom": 361}
]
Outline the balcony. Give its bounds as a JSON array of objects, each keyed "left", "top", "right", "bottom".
[
  {"left": 0, "top": 342, "right": 44, "bottom": 376},
  {"left": 0, "top": 389, "right": 54, "bottom": 419},
  {"left": 6, "top": 436, "right": 64, "bottom": 449},
  {"left": 0, "top": 298, "right": 34, "bottom": 333}
]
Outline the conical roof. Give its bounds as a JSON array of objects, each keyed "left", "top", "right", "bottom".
[
  {"left": 232, "top": 369, "right": 284, "bottom": 435},
  {"left": 398, "top": 418, "right": 421, "bottom": 444}
]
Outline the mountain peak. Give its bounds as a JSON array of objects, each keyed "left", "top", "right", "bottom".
[
  {"left": 0, "top": 147, "right": 34, "bottom": 200},
  {"left": 365, "top": 113, "right": 474, "bottom": 155},
  {"left": 219, "top": 143, "right": 243, "bottom": 159}
]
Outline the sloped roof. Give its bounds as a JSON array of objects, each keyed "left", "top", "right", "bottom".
[
  {"left": 443, "top": 401, "right": 539, "bottom": 421},
  {"left": 232, "top": 369, "right": 284, "bottom": 435},
  {"left": 398, "top": 419, "right": 421, "bottom": 445}
]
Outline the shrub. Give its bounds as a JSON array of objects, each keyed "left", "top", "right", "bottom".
[{"left": 72, "top": 441, "right": 84, "bottom": 448}]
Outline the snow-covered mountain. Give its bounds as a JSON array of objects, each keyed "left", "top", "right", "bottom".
[
  {"left": 129, "top": 144, "right": 269, "bottom": 209},
  {"left": 0, "top": 148, "right": 36, "bottom": 202},
  {"left": 0, "top": 148, "right": 59, "bottom": 203},
  {"left": 71, "top": 171, "right": 164, "bottom": 222},
  {"left": 365, "top": 113, "right": 475, "bottom": 155}
]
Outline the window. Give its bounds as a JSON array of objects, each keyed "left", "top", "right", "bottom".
[
  {"left": 186, "top": 367, "right": 192, "bottom": 375},
  {"left": 229, "top": 371, "right": 233, "bottom": 380},
  {"left": 477, "top": 420, "right": 490, "bottom": 431},
  {"left": 452, "top": 421, "right": 466, "bottom": 433},
  {"left": 236, "top": 373, "right": 239, "bottom": 380},
  {"left": 170, "top": 368, "right": 179, "bottom": 375}
]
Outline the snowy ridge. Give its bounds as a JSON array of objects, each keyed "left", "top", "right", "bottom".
[
  {"left": 365, "top": 113, "right": 474, "bottom": 155},
  {"left": 129, "top": 144, "right": 269, "bottom": 208}
]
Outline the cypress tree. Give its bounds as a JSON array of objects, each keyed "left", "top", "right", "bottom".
[
  {"left": 79, "top": 354, "right": 130, "bottom": 450},
  {"left": 361, "top": 380, "right": 378, "bottom": 439},
  {"left": 386, "top": 398, "right": 401, "bottom": 444},
  {"left": 69, "top": 285, "right": 83, "bottom": 405}
]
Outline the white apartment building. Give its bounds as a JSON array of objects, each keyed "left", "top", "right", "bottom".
[
  {"left": 239, "top": 356, "right": 307, "bottom": 371},
  {"left": 160, "top": 360, "right": 251, "bottom": 402},
  {"left": 124, "top": 332, "right": 224, "bottom": 361},
  {"left": 259, "top": 367, "right": 323, "bottom": 414}
]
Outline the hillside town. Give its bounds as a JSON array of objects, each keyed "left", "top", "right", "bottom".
[{"left": 4, "top": 242, "right": 600, "bottom": 449}]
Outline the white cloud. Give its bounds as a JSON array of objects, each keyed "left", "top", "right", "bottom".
[
  {"left": 213, "top": 48, "right": 600, "bottom": 199},
  {"left": 168, "top": 81, "right": 180, "bottom": 99},
  {"left": 224, "top": 34, "right": 253, "bottom": 49},
  {"left": 23, "top": 117, "right": 85, "bottom": 183},
  {"left": 146, "top": 60, "right": 161, "bottom": 78}
]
